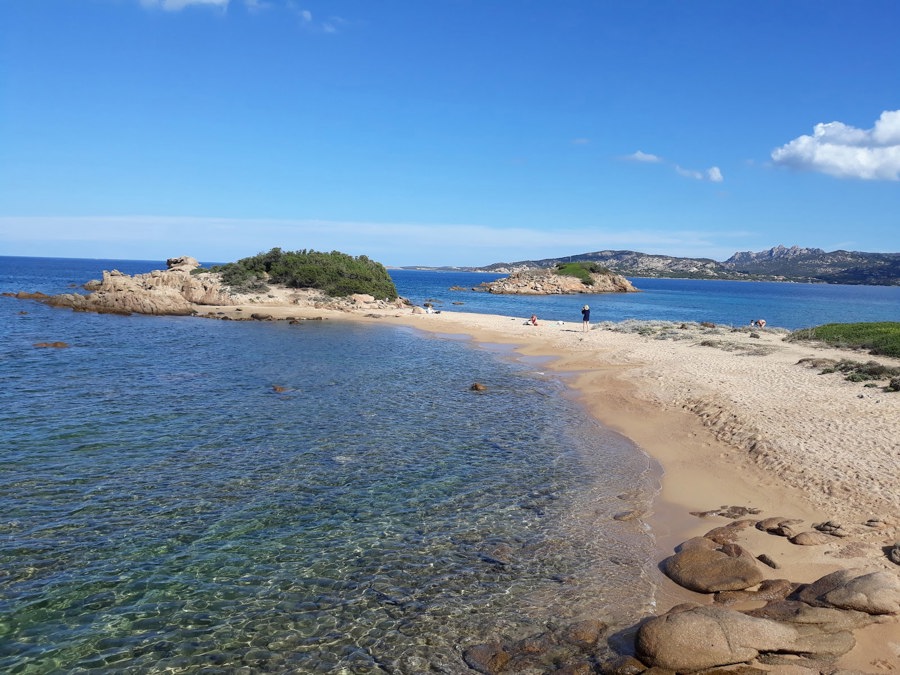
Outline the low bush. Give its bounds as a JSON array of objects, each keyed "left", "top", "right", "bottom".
[
  {"left": 210, "top": 248, "right": 399, "bottom": 299},
  {"left": 805, "top": 357, "right": 900, "bottom": 390},
  {"left": 832, "top": 359, "right": 900, "bottom": 382},
  {"left": 553, "top": 261, "right": 611, "bottom": 286}
]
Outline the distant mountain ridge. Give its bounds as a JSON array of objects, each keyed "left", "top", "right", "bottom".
[{"left": 466, "top": 245, "right": 900, "bottom": 286}]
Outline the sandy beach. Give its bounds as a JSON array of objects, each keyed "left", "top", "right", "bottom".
[{"left": 196, "top": 296, "right": 900, "bottom": 670}]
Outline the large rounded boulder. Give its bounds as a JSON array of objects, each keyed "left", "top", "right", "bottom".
[{"left": 662, "top": 536, "right": 764, "bottom": 593}]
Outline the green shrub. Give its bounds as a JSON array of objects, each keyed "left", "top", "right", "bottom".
[
  {"left": 554, "top": 261, "right": 611, "bottom": 286},
  {"left": 787, "top": 322, "right": 900, "bottom": 358},
  {"left": 210, "top": 248, "right": 398, "bottom": 300},
  {"left": 832, "top": 359, "right": 900, "bottom": 381},
  {"left": 808, "top": 357, "right": 900, "bottom": 389}
]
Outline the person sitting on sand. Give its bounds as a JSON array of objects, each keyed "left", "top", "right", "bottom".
[
  {"left": 530, "top": 314, "right": 538, "bottom": 326},
  {"left": 750, "top": 318, "right": 766, "bottom": 328}
]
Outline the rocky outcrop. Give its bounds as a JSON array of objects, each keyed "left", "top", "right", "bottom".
[
  {"left": 635, "top": 603, "right": 857, "bottom": 671},
  {"left": 795, "top": 569, "right": 900, "bottom": 615},
  {"left": 632, "top": 518, "right": 899, "bottom": 672},
  {"left": 19, "top": 257, "right": 414, "bottom": 318},
  {"left": 41, "top": 256, "right": 233, "bottom": 316},
  {"left": 476, "top": 269, "right": 638, "bottom": 295},
  {"left": 725, "top": 244, "right": 826, "bottom": 265}
]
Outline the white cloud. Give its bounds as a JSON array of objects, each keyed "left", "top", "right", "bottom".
[
  {"left": 625, "top": 151, "right": 722, "bottom": 182},
  {"left": 140, "top": 0, "right": 229, "bottom": 10},
  {"left": 674, "top": 165, "right": 723, "bottom": 182},
  {"left": 625, "top": 150, "right": 662, "bottom": 163},
  {"left": 771, "top": 109, "right": 900, "bottom": 180},
  {"left": 674, "top": 165, "right": 703, "bottom": 180}
]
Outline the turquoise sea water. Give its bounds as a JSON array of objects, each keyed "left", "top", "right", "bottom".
[{"left": 1, "top": 258, "right": 659, "bottom": 673}]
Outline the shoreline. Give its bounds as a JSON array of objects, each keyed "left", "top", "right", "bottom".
[{"left": 196, "top": 301, "right": 900, "bottom": 669}]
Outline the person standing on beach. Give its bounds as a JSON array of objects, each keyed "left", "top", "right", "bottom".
[{"left": 581, "top": 304, "right": 590, "bottom": 332}]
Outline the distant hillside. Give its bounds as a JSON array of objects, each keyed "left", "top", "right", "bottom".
[
  {"left": 722, "top": 246, "right": 900, "bottom": 285},
  {"left": 466, "top": 245, "right": 900, "bottom": 286}
]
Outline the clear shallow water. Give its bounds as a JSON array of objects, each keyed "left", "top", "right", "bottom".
[{"left": 1, "top": 258, "right": 658, "bottom": 673}]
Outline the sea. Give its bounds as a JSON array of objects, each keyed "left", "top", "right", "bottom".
[{"left": 1, "top": 256, "right": 898, "bottom": 674}]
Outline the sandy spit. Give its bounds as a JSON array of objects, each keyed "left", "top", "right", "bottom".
[{"left": 197, "top": 300, "right": 900, "bottom": 669}]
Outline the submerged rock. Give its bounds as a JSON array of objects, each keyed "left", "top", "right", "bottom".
[
  {"left": 463, "top": 619, "right": 608, "bottom": 674},
  {"left": 463, "top": 642, "right": 509, "bottom": 674}
]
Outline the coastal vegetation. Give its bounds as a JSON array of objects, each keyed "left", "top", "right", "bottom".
[
  {"left": 207, "top": 248, "right": 399, "bottom": 300},
  {"left": 787, "top": 322, "right": 900, "bottom": 358},
  {"left": 553, "top": 261, "right": 611, "bottom": 286},
  {"left": 827, "top": 360, "right": 900, "bottom": 390}
]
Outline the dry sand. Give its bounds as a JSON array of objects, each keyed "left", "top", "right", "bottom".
[{"left": 198, "top": 299, "right": 900, "bottom": 670}]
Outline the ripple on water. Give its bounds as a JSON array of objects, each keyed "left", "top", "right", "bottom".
[{"left": 0, "top": 312, "right": 658, "bottom": 673}]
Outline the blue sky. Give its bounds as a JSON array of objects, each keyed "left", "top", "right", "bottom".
[{"left": 1, "top": 0, "right": 899, "bottom": 267}]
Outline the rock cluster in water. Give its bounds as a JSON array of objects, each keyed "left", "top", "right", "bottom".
[
  {"left": 6, "top": 256, "right": 409, "bottom": 317},
  {"left": 33, "top": 256, "right": 230, "bottom": 316},
  {"left": 476, "top": 269, "right": 638, "bottom": 295}
]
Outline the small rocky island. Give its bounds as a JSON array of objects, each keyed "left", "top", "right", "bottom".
[
  {"left": 7, "top": 250, "right": 408, "bottom": 317},
  {"left": 476, "top": 265, "right": 638, "bottom": 295}
]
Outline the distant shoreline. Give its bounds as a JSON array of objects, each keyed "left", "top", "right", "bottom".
[{"left": 398, "top": 267, "right": 853, "bottom": 284}]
